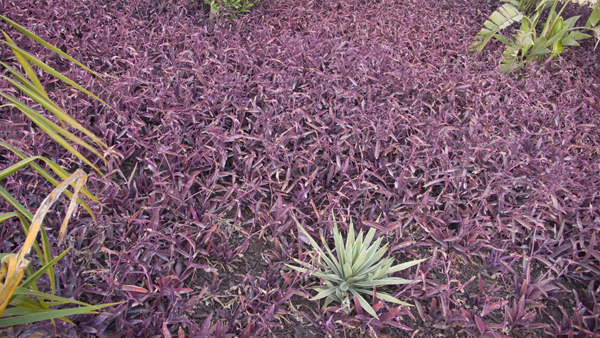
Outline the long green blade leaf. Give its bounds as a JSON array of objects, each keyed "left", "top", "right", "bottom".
[
  {"left": 1, "top": 32, "right": 46, "bottom": 98},
  {"left": 0, "top": 303, "right": 121, "bottom": 328},
  {"left": 2, "top": 42, "right": 113, "bottom": 110},
  {"left": 12, "top": 287, "right": 91, "bottom": 306},
  {"left": 0, "top": 212, "right": 21, "bottom": 223},
  {"left": 21, "top": 249, "right": 70, "bottom": 288},
  {"left": 0, "top": 15, "right": 103, "bottom": 79},
  {"left": 0, "top": 142, "right": 99, "bottom": 204},
  {"left": 310, "top": 288, "right": 337, "bottom": 301},
  {"left": 2, "top": 75, "right": 108, "bottom": 154},
  {"left": 349, "top": 289, "right": 379, "bottom": 319},
  {"left": 387, "top": 258, "right": 427, "bottom": 274},
  {"left": 375, "top": 291, "right": 413, "bottom": 307},
  {"left": 0, "top": 156, "right": 47, "bottom": 180},
  {"left": 0, "top": 93, "right": 102, "bottom": 173},
  {"left": 0, "top": 185, "right": 33, "bottom": 220}
]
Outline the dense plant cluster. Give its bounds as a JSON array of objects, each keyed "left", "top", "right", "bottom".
[{"left": 0, "top": 0, "right": 599, "bottom": 337}]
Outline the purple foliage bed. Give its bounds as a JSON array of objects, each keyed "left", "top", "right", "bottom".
[{"left": 1, "top": 0, "right": 600, "bottom": 337}]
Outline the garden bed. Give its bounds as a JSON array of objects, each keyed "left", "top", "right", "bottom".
[{"left": 1, "top": 0, "right": 599, "bottom": 337}]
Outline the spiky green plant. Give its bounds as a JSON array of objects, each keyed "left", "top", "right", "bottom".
[
  {"left": 286, "top": 215, "right": 426, "bottom": 319},
  {"left": 470, "top": 0, "right": 600, "bottom": 73},
  {"left": 0, "top": 15, "right": 118, "bottom": 326},
  {"left": 0, "top": 170, "right": 119, "bottom": 327}
]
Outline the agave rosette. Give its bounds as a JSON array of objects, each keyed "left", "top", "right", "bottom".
[{"left": 287, "top": 215, "right": 425, "bottom": 319}]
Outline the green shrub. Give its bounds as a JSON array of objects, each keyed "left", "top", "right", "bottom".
[
  {"left": 196, "top": 0, "right": 255, "bottom": 16},
  {"left": 471, "top": 0, "right": 600, "bottom": 73}
]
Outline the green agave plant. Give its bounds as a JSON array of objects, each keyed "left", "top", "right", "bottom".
[
  {"left": 471, "top": 0, "right": 600, "bottom": 73},
  {"left": 287, "top": 215, "right": 426, "bottom": 319}
]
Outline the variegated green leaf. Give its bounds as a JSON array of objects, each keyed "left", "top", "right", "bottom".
[
  {"left": 375, "top": 291, "right": 413, "bottom": 307},
  {"left": 345, "top": 225, "right": 355, "bottom": 267},
  {"left": 285, "top": 264, "right": 309, "bottom": 274},
  {"left": 349, "top": 289, "right": 378, "bottom": 319},
  {"left": 310, "top": 288, "right": 337, "bottom": 301},
  {"left": 354, "top": 277, "right": 413, "bottom": 287},
  {"left": 352, "top": 229, "right": 364, "bottom": 262},
  {"left": 387, "top": 258, "right": 427, "bottom": 274}
]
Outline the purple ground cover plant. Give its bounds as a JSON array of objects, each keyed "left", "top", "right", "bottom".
[{"left": 0, "top": 0, "right": 599, "bottom": 336}]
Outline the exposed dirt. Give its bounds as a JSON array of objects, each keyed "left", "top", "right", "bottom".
[{"left": 186, "top": 232, "right": 581, "bottom": 338}]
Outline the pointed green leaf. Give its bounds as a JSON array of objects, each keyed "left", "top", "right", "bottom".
[
  {"left": 356, "top": 257, "right": 393, "bottom": 278},
  {"left": 0, "top": 185, "right": 33, "bottom": 220},
  {"left": 355, "top": 244, "right": 388, "bottom": 276},
  {"left": 345, "top": 225, "right": 355, "bottom": 268},
  {"left": 349, "top": 289, "right": 378, "bottom": 319},
  {"left": 343, "top": 262, "right": 353, "bottom": 279},
  {"left": 0, "top": 15, "right": 103, "bottom": 78},
  {"left": 1, "top": 307, "right": 48, "bottom": 317},
  {"left": 319, "top": 250, "right": 342, "bottom": 278},
  {"left": 1, "top": 32, "right": 46, "bottom": 98},
  {"left": 387, "top": 258, "right": 427, "bottom": 274},
  {"left": 528, "top": 47, "right": 552, "bottom": 56},
  {"left": 0, "top": 302, "right": 121, "bottom": 328},
  {"left": 586, "top": 1, "right": 600, "bottom": 28},
  {"left": 310, "top": 287, "right": 337, "bottom": 301},
  {"left": 2, "top": 42, "right": 113, "bottom": 110},
  {"left": 322, "top": 243, "right": 342, "bottom": 277},
  {"left": 296, "top": 222, "right": 323, "bottom": 253},
  {"left": 375, "top": 291, "right": 413, "bottom": 307},
  {"left": 471, "top": 4, "right": 524, "bottom": 52},
  {"left": 561, "top": 37, "right": 580, "bottom": 46},
  {"left": 493, "top": 33, "right": 510, "bottom": 45},
  {"left": 352, "top": 229, "right": 364, "bottom": 262},
  {"left": 2, "top": 74, "right": 108, "bottom": 154},
  {"left": 285, "top": 263, "right": 309, "bottom": 274},
  {"left": 350, "top": 252, "right": 368, "bottom": 275},
  {"left": 0, "top": 93, "right": 102, "bottom": 174},
  {"left": 362, "top": 227, "right": 376, "bottom": 250},
  {"left": 8, "top": 294, "right": 44, "bottom": 308},
  {"left": 0, "top": 212, "right": 21, "bottom": 223},
  {"left": 567, "top": 31, "right": 592, "bottom": 41},
  {"left": 0, "top": 142, "right": 99, "bottom": 205},
  {"left": 313, "top": 271, "right": 343, "bottom": 282},
  {"left": 21, "top": 249, "right": 70, "bottom": 288},
  {"left": 373, "top": 260, "right": 393, "bottom": 279},
  {"left": 561, "top": 16, "right": 579, "bottom": 31},
  {"left": 1, "top": 63, "right": 46, "bottom": 100},
  {"left": 360, "top": 277, "right": 413, "bottom": 286},
  {"left": 39, "top": 226, "right": 54, "bottom": 292},
  {"left": 12, "top": 287, "right": 92, "bottom": 306},
  {"left": 345, "top": 274, "right": 368, "bottom": 285},
  {"left": 0, "top": 156, "right": 48, "bottom": 180},
  {"left": 332, "top": 225, "right": 345, "bottom": 267}
]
